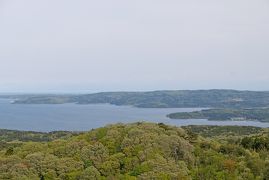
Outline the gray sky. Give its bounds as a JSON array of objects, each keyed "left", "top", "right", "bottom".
[{"left": 0, "top": 0, "right": 269, "bottom": 93}]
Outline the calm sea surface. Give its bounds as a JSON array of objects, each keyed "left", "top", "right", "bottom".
[{"left": 1, "top": 98, "right": 269, "bottom": 132}]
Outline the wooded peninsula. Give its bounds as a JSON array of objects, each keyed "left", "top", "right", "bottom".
[{"left": 168, "top": 108, "right": 269, "bottom": 122}]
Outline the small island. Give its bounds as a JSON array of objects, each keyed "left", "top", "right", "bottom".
[{"left": 167, "top": 108, "right": 269, "bottom": 122}]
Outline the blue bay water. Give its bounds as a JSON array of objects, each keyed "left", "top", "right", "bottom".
[{"left": 1, "top": 98, "right": 269, "bottom": 132}]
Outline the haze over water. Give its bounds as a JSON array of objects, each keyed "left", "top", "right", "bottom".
[{"left": 0, "top": 99, "right": 269, "bottom": 132}]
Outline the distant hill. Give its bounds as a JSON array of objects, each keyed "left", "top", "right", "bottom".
[
  {"left": 168, "top": 108, "right": 269, "bottom": 122},
  {"left": 11, "top": 89, "right": 269, "bottom": 108}
]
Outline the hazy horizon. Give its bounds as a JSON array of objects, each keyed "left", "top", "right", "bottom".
[
  {"left": 1, "top": 0, "right": 269, "bottom": 93},
  {"left": 1, "top": 88, "right": 269, "bottom": 95}
]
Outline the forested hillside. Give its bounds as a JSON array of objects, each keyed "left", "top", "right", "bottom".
[
  {"left": 1, "top": 123, "right": 269, "bottom": 179},
  {"left": 0, "top": 129, "right": 79, "bottom": 142},
  {"left": 168, "top": 108, "right": 269, "bottom": 122},
  {"left": 12, "top": 90, "right": 269, "bottom": 108}
]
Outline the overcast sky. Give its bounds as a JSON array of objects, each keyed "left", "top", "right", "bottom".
[{"left": 0, "top": 0, "right": 269, "bottom": 93}]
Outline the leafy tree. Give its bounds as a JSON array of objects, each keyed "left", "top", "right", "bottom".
[{"left": 0, "top": 122, "right": 269, "bottom": 179}]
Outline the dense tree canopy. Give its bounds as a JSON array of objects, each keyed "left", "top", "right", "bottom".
[{"left": 0, "top": 123, "right": 269, "bottom": 179}]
